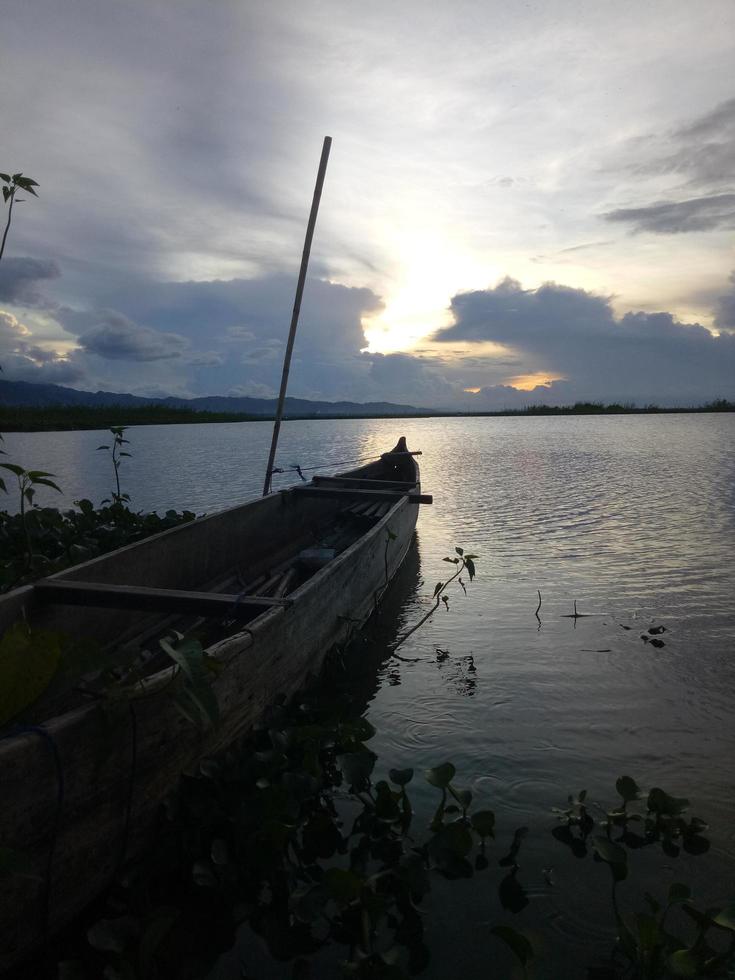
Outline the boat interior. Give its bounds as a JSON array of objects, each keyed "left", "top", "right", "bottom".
[{"left": 1, "top": 443, "right": 424, "bottom": 725}]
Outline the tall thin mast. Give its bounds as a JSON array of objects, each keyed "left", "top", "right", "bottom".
[{"left": 262, "top": 136, "right": 332, "bottom": 496}]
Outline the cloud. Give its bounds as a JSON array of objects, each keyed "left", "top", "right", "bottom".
[
  {"left": 362, "top": 352, "right": 455, "bottom": 407},
  {"left": 0, "top": 309, "right": 86, "bottom": 383},
  {"left": 603, "top": 194, "right": 735, "bottom": 234},
  {"left": 0, "top": 257, "right": 60, "bottom": 308},
  {"left": 57, "top": 308, "right": 188, "bottom": 362},
  {"left": 647, "top": 97, "right": 735, "bottom": 191},
  {"left": 438, "top": 277, "right": 615, "bottom": 344},
  {"left": 0, "top": 310, "right": 31, "bottom": 347},
  {"left": 601, "top": 98, "right": 735, "bottom": 237},
  {"left": 432, "top": 277, "right": 735, "bottom": 406}
]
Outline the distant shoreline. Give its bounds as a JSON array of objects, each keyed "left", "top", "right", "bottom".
[{"left": 1, "top": 400, "right": 733, "bottom": 432}]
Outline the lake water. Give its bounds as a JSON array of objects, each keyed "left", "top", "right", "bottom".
[{"left": 4, "top": 414, "right": 735, "bottom": 977}]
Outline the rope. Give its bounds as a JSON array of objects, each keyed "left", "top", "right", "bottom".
[
  {"left": 0, "top": 724, "right": 64, "bottom": 936},
  {"left": 268, "top": 451, "right": 381, "bottom": 480}
]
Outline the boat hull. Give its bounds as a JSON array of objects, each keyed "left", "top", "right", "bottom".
[{"left": 0, "top": 449, "right": 421, "bottom": 971}]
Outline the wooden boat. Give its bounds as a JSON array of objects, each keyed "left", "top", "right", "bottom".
[{"left": 0, "top": 437, "right": 429, "bottom": 971}]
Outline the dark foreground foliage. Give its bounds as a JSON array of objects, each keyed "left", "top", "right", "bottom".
[
  {"left": 0, "top": 500, "right": 196, "bottom": 592},
  {"left": 29, "top": 685, "right": 732, "bottom": 980}
]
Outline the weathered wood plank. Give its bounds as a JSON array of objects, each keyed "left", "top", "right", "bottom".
[
  {"left": 35, "top": 580, "right": 292, "bottom": 614},
  {"left": 292, "top": 487, "right": 432, "bottom": 505},
  {"left": 313, "top": 476, "right": 417, "bottom": 489}
]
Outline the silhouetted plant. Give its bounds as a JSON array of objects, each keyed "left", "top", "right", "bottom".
[
  {"left": 0, "top": 172, "right": 39, "bottom": 260},
  {"left": 97, "top": 426, "right": 132, "bottom": 504},
  {"left": 0, "top": 462, "right": 61, "bottom": 567},
  {"left": 391, "top": 546, "right": 478, "bottom": 651}
]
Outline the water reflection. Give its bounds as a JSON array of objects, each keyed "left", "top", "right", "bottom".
[{"left": 5, "top": 413, "right": 735, "bottom": 977}]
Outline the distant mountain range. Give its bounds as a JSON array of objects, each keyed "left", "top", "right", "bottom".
[{"left": 0, "top": 379, "right": 424, "bottom": 417}]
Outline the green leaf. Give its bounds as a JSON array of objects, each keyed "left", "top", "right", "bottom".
[
  {"left": 490, "top": 925, "right": 533, "bottom": 967},
  {"left": 668, "top": 948, "right": 701, "bottom": 977},
  {"left": 0, "top": 173, "right": 11, "bottom": 182},
  {"left": 347, "top": 716, "right": 376, "bottom": 741},
  {"left": 452, "top": 786, "right": 472, "bottom": 809},
  {"left": 465, "top": 557, "right": 476, "bottom": 581},
  {"left": 388, "top": 767, "right": 414, "bottom": 786},
  {"left": 425, "top": 762, "right": 456, "bottom": 788},
  {"left": 160, "top": 636, "right": 219, "bottom": 728},
  {"left": 616, "top": 775, "right": 641, "bottom": 802},
  {"left": 648, "top": 787, "right": 689, "bottom": 816},
  {"left": 455, "top": 546, "right": 464, "bottom": 556},
  {"left": 713, "top": 901, "right": 735, "bottom": 931},
  {"left": 442, "top": 556, "right": 459, "bottom": 563},
  {"left": 32, "top": 478, "right": 62, "bottom": 493},
  {"left": 470, "top": 809, "right": 496, "bottom": 839},
  {"left": 433, "top": 581, "right": 444, "bottom": 597},
  {"left": 0, "top": 462, "right": 25, "bottom": 476},
  {"left": 0, "top": 622, "right": 62, "bottom": 726}
]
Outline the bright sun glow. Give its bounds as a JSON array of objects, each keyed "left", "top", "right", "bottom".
[
  {"left": 361, "top": 229, "right": 498, "bottom": 353},
  {"left": 505, "top": 372, "right": 564, "bottom": 390}
]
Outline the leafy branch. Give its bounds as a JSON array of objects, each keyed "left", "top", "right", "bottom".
[
  {"left": 0, "top": 172, "right": 39, "bottom": 261},
  {"left": 0, "top": 462, "right": 61, "bottom": 565},
  {"left": 97, "top": 426, "right": 131, "bottom": 504},
  {"left": 391, "top": 546, "right": 478, "bottom": 652}
]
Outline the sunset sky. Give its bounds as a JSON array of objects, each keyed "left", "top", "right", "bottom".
[{"left": 1, "top": 0, "right": 734, "bottom": 408}]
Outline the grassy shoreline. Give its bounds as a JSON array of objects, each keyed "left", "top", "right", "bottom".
[{"left": 0, "top": 399, "right": 733, "bottom": 432}]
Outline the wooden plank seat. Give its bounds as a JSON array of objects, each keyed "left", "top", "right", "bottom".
[{"left": 35, "top": 580, "right": 292, "bottom": 616}]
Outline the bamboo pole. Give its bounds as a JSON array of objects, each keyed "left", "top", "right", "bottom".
[{"left": 262, "top": 136, "right": 332, "bottom": 495}]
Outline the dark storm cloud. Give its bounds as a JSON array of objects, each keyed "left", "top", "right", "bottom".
[
  {"left": 100, "top": 275, "right": 380, "bottom": 355},
  {"left": 362, "top": 352, "right": 454, "bottom": 406},
  {"left": 31, "top": 272, "right": 383, "bottom": 399},
  {"left": 603, "top": 98, "right": 735, "bottom": 236},
  {"left": 0, "top": 3, "right": 323, "bottom": 287},
  {"left": 433, "top": 277, "right": 735, "bottom": 406},
  {"left": 603, "top": 194, "right": 735, "bottom": 234},
  {"left": 0, "top": 258, "right": 60, "bottom": 308},
  {"left": 647, "top": 97, "right": 735, "bottom": 190},
  {"left": 57, "top": 308, "right": 188, "bottom": 362},
  {"left": 439, "top": 277, "right": 615, "bottom": 344}
]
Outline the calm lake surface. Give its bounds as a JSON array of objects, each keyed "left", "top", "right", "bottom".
[{"left": 5, "top": 414, "right": 735, "bottom": 977}]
